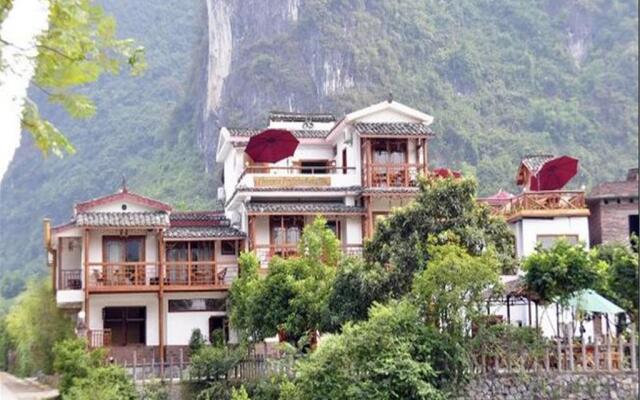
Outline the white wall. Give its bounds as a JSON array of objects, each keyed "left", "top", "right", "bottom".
[
  {"left": 60, "top": 237, "right": 82, "bottom": 270},
  {"left": 89, "top": 200, "right": 158, "bottom": 213},
  {"left": 89, "top": 293, "right": 160, "bottom": 346},
  {"left": 164, "top": 292, "right": 228, "bottom": 346},
  {"left": 345, "top": 217, "right": 363, "bottom": 245},
  {"left": 513, "top": 216, "right": 590, "bottom": 258}
]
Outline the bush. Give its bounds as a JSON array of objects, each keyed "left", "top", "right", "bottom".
[
  {"left": 190, "top": 345, "right": 245, "bottom": 382},
  {"left": 141, "top": 381, "right": 170, "bottom": 400},
  {"left": 189, "top": 328, "right": 206, "bottom": 354},
  {"left": 66, "top": 364, "right": 137, "bottom": 400},
  {"left": 53, "top": 337, "right": 107, "bottom": 394}
]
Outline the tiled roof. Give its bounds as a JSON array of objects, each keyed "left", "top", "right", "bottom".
[
  {"left": 76, "top": 212, "right": 170, "bottom": 227},
  {"left": 588, "top": 179, "right": 638, "bottom": 199},
  {"left": 164, "top": 226, "right": 245, "bottom": 239},
  {"left": 227, "top": 128, "right": 330, "bottom": 139},
  {"left": 520, "top": 154, "right": 554, "bottom": 174},
  {"left": 362, "top": 187, "right": 419, "bottom": 195},
  {"left": 170, "top": 212, "right": 228, "bottom": 227},
  {"left": 268, "top": 111, "right": 336, "bottom": 123},
  {"left": 353, "top": 122, "right": 434, "bottom": 137},
  {"left": 246, "top": 202, "right": 364, "bottom": 214}
]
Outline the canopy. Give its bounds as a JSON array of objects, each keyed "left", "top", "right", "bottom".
[
  {"left": 244, "top": 129, "right": 299, "bottom": 163},
  {"left": 530, "top": 155, "right": 578, "bottom": 191},
  {"left": 568, "top": 289, "right": 625, "bottom": 314}
]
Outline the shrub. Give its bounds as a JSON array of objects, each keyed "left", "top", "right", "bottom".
[
  {"left": 189, "top": 328, "right": 206, "bottom": 354},
  {"left": 66, "top": 364, "right": 137, "bottom": 400},
  {"left": 53, "top": 337, "right": 106, "bottom": 394},
  {"left": 190, "top": 345, "right": 245, "bottom": 382}
]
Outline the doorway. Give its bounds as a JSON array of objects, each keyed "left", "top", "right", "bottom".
[{"left": 103, "top": 306, "right": 146, "bottom": 346}]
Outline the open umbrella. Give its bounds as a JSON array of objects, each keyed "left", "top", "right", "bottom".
[
  {"left": 244, "top": 129, "right": 299, "bottom": 163},
  {"left": 568, "top": 289, "right": 625, "bottom": 315},
  {"left": 432, "top": 168, "right": 462, "bottom": 179},
  {"left": 530, "top": 155, "right": 578, "bottom": 191}
]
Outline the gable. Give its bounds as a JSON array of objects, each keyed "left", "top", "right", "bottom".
[{"left": 75, "top": 190, "right": 172, "bottom": 213}]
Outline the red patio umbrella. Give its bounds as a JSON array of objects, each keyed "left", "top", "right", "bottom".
[
  {"left": 244, "top": 129, "right": 299, "bottom": 163},
  {"left": 530, "top": 156, "right": 578, "bottom": 191},
  {"left": 432, "top": 168, "right": 462, "bottom": 179}
]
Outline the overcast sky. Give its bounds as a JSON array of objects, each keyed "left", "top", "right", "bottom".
[{"left": 0, "top": 0, "right": 49, "bottom": 180}]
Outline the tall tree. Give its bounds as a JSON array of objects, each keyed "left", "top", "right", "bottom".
[{"left": 0, "top": 0, "right": 145, "bottom": 155}]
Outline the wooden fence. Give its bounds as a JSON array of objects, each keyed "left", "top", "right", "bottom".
[
  {"left": 472, "top": 332, "right": 638, "bottom": 374},
  {"left": 118, "top": 350, "right": 294, "bottom": 382}
]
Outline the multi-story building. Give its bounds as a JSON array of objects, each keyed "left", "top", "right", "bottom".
[
  {"left": 587, "top": 168, "right": 639, "bottom": 247},
  {"left": 44, "top": 186, "right": 245, "bottom": 363},
  {"left": 216, "top": 99, "right": 434, "bottom": 267}
]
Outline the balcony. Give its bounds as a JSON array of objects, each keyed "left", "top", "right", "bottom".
[
  {"left": 88, "top": 329, "right": 111, "bottom": 348},
  {"left": 59, "top": 269, "right": 82, "bottom": 290},
  {"left": 85, "top": 262, "right": 237, "bottom": 292},
  {"left": 236, "top": 166, "right": 360, "bottom": 191},
  {"left": 364, "top": 163, "right": 422, "bottom": 188},
  {"left": 499, "top": 191, "right": 590, "bottom": 221},
  {"left": 254, "top": 244, "right": 364, "bottom": 267}
]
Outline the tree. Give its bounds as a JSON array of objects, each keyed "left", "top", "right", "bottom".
[
  {"left": 329, "top": 177, "right": 515, "bottom": 324},
  {"left": 592, "top": 241, "right": 639, "bottom": 319},
  {"left": 293, "top": 301, "right": 467, "bottom": 400},
  {"left": 411, "top": 241, "right": 501, "bottom": 334},
  {"left": 5, "top": 278, "right": 74, "bottom": 375},
  {"left": 522, "top": 240, "right": 602, "bottom": 304},
  {"left": 0, "top": 0, "right": 145, "bottom": 155},
  {"left": 53, "top": 337, "right": 107, "bottom": 395},
  {"left": 230, "top": 217, "right": 339, "bottom": 344}
]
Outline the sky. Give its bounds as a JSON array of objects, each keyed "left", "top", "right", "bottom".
[{"left": 0, "top": 0, "right": 49, "bottom": 180}]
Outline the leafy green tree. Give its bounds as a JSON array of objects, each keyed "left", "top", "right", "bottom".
[
  {"left": 522, "top": 240, "right": 602, "bottom": 304},
  {"left": 592, "top": 241, "right": 639, "bottom": 319},
  {"left": 189, "top": 328, "right": 206, "bottom": 354},
  {"left": 0, "top": 0, "right": 145, "bottom": 155},
  {"left": 5, "top": 278, "right": 74, "bottom": 375},
  {"left": 231, "top": 386, "right": 251, "bottom": 400},
  {"left": 412, "top": 241, "right": 501, "bottom": 334},
  {"left": 53, "top": 337, "right": 107, "bottom": 395},
  {"left": 0, "top": 272, "right": 25, "bottom": 299},
  {"left": 294, "top": 301, "right": 467, "bottom": 400},
  {"left": 230, "top": 217, "right": 339, "bottom": 344},
  {"left": 65, "top": 364, "right": 138, "bottom": 400}
]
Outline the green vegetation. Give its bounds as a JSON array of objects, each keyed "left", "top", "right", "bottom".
[
  {"left": 3, "top": 278, "right": 74, "bottom": 376},
  {"left": 592, "top": 240, "right": 639, "bottom": 319},
  {"left": 523, "top": 239, "right": 603, "bottom": 304},
  {"left": 53, "top": 338, "right": 107, "bottom": 395}
]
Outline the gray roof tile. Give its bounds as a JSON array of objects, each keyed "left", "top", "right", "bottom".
[
  {"left": 246, "top": 202, "right": 364, "bottom": 214},
  {"left": 353, "top": 122, "right": 434, "bottom": 137},
  {"left": 521, "top": 154, "right": 554, "bottom": 174},
  {"left": 76, "top": 212, "right": 170, "bottom": 227},
  {"left": 227, "top": 128, "right": 330, "bottom": 139},
  {"left": 164, "top": 226, "right": 246, "bottom": 239}
]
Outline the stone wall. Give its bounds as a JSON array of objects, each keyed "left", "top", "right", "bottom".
[
  {"left": 459, "top": 372, "right": 638, "bottom": 400},
  {"left": 588, "top": 198, "right": 638, "bottom": 246}
]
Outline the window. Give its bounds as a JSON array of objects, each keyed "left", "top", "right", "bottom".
[
  {"left": 168, "top": 298, "right": 226, "bottom": 312},
  {"left": 103, "top": 307, "right": 146, "bottom": 345},
  {"left": 342, "top": 148, "right": 348, "bottom": 174},
  {"left": 103, "top": 236, "right": 145, "bottom": 263},
  {"left": 326, "top": 220, "right": 342, "bottom": 240},
  {"left": 299, "top": 160, "right": 331, "bottom": 174},
  {"left": 536, "top": 235, "right": 579, "bottom": 249},
  {"left": 270, "top": 216, "right": 304, "bottom": 246},
  {"left": 372, "top": 139, "right": 407, "bottom": 164},
  {"left": 629, "top": 215, "right": 639, "bottom": 250},
  {"left": 221, "top": 241, "right": 237, "bottom": 255}
]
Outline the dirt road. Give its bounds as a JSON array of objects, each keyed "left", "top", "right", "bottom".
[{"left": 0, "top": 372, "right": 58, "bottom": 400}]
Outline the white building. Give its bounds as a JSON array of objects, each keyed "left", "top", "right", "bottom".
[
  {"left": 216, "top": 99, "right": 435, "bottom": 268},
  {"left": 44, "top": 187, "right": 245, "bottom": 363}
]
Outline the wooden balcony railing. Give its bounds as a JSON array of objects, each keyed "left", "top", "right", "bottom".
[
  {"left": 165, "top": 261, "right": 237, "bottom": 287},
  {"left": 59, "top": 269, "right": 82, "bottom": 290},
  {"left": 365, "top": 163, "right": 423, "bottom": 188},
  {"left": 501, "top": 191, "right": 587, "bottom": 217},
  {"left": 88, "top": 329, "right": 111, "bottom": 348},
  {"left": 88, "top": 262, "right": 159, "bottom": 288},
  {"left": 254, "top": 244, "right": 364, "bottom": 266}
]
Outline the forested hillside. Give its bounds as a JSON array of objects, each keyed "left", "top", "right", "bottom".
[{"left": 0, "top": 0, "right": 637, "bottom": 292}]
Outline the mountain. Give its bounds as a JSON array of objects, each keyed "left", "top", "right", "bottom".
[{"left": 0, "top": 0, "right": 637, "bottom": 286}]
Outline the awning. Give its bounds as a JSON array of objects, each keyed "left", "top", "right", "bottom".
[{"left": 568, "top": 289, "right": 625, "bottom": 314}]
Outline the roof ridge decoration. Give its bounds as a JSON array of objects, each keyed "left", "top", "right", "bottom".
[{"left": 75, "top": 189, "right": 172, "bottom": 213}]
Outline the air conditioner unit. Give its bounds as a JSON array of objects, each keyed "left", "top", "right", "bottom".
[{"left": 217, "top": 187, "right": 225, "bottom": 200}]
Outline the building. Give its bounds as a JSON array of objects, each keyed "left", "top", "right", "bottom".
[
  {"left": 587, "top": 168, "right": 639, "bottom": 247},
  {"left": 44, "top": 186, "right": 245, "bottom": 363},
  {"left": 216, "top": 99, "right": 434, "bottom": 267},
  {"left": 504, "top": 155, "right": 590, "bottom": 258}
]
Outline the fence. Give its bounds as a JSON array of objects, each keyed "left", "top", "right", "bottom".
[
  {"left": 118, "top": 350, "right": 294, "bottom": 382},
  {"left": 472, "top": 331, "right": 637, "bottom": 374}
]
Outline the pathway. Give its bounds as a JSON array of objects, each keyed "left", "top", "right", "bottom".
[{"left": 0, "top": 372, "right": 58, "bottom": 400}]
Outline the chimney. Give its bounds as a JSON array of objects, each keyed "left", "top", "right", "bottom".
[{"left": 626, "top": 168, "right": 638, "bottom": 181}]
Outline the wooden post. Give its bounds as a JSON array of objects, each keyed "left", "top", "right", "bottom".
[
  {"left": 581, "top": 337, "right": 587, "bottom": 371},
  {"left": 248, "top": 216, "right": 256, "bottom": 251},
  {"left": 133, "top": 351, "right": 137, "bottom": 381},
  {"left": 535, "top": 302, "right": 539, "bottom": 330},
  {"left": 544, "top": 345, "right": 550, "bottom": 371},
  {"left": 594, "top": 337, "right": 600, "bottom": 371},
  {"left": 83, "top": 229, "right": 90, "bottom": 332},
  {"left": 158, "top": 230, "right": 165, "bottom": 377},
  {"left": 528, "top": 299, "right": 532, "bottom": 326},
  {"left": 568, "top": 333, "right": 574, "bottom": 371},
  {"left": 606, "top": 334, "right": 612, "bottom": 371},
  {"left": 142, "top": 358, "right": 146, "bottom": 384},
  {"left": 556, "top": 339, "right": 563, "bottom": 371},
  {"left": 506, "top": 295, "right": 511, "bottom": 324},
  {"left": 481, "top": 353, "right": 486, "bottom": 374},
  {"left": 618, "top": 335, "right": 625, "bottom": 371},
  {"left": 179, "top": 348, "right": 184, "bottom": 380},
  {"left": 151, "top": 354, "right": 155, "bottom": 379},
  {"left": 631, "top": 323, "right": 637, "bottom": 371}
]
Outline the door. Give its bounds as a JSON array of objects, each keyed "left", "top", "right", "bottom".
[
  {"left": 103, "top": 237, "right": 145, "bottom": 285},
  {"left": 103, "top": 307, "right": 146, "bottom": 346},
  {"left": 209, "top": 316, "right": 229, "bottom": 344}
]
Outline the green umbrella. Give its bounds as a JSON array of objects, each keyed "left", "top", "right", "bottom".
[{"left": 568, "top": 289, "right": 625, "bottom": 314}]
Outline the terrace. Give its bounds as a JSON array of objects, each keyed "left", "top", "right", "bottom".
[{"left": 497, "top": 190, "right": 590, "bottom": 221}]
